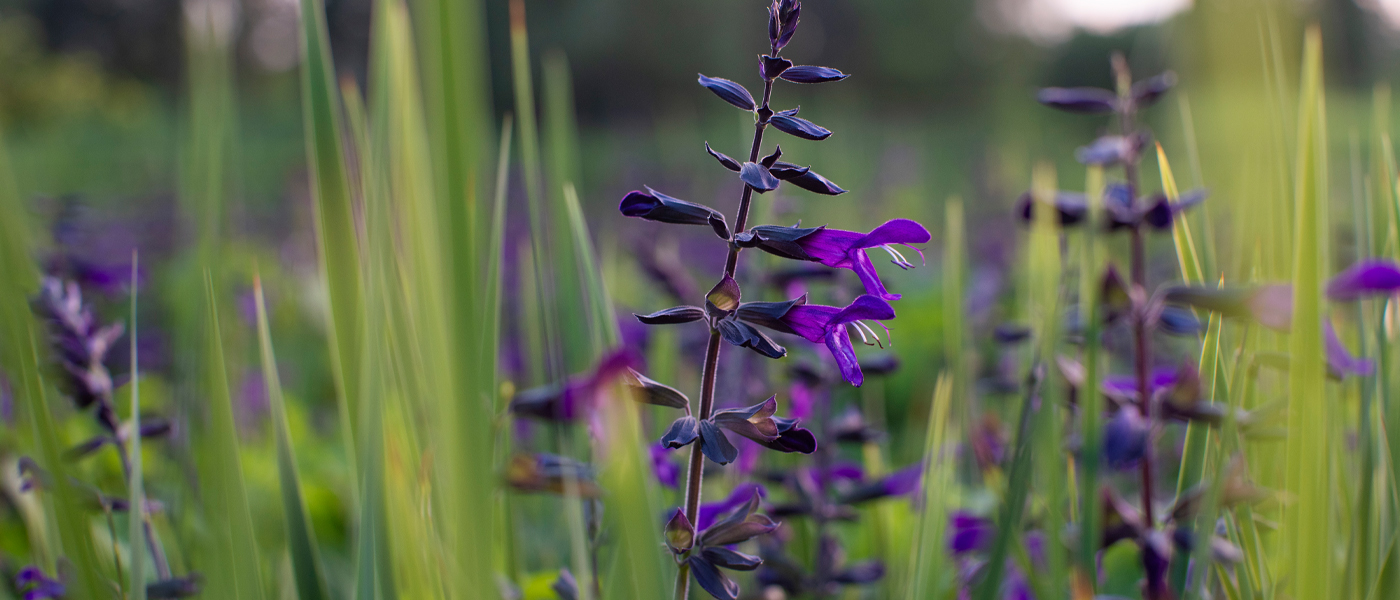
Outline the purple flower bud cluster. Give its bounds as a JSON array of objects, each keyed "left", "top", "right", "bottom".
[
  {"left": 26, "top": 276, "right": 196, "bottom": 595},
  {"left": 613, "top": 2, "right": 929, "bottom": 597}
]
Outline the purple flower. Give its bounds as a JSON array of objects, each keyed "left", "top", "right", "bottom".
[
  {"left": 1102, "top": 368, "right": 1178, "bottom": 398},
  {"left": 509, "top": 350, "right": 637, "bottom": 421},
  {"left": 1103, "top": 409, "right": 1149, "bottom": 470},
  {"left": 685, "top": 490, "right": 777, "bottom": 600},
  {"left": 777, "top": 295, "right": 897, "bottom": 387},
  {"left": 651, "top": 444, "right": 680, "bottom": 488},
  {"left": 698, "top": 74, "right": 757, "bottom": 111},
  {"left": 693, "top": 483, "right": 767, "bottom": 531},
  {"left": 839, "top": 462, "right": 923, "bottom": 504},
  {"left": 745, "top": 220, "right": 928, "bottom": 301},
  {"left": 661, "top": 396, "right": 816, "bottom": 465},
  {"left": 1327, "top": 260, "right": 1400, "bottom": 301},
  {"left": 16, "top": 566, "right": 64, "bottom": 600},
  {"left": 948, "top": 511, "right": 994, "bottom": 555}
]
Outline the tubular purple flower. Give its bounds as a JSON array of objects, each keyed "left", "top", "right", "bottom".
[
  {"left": 779, "top": 295, "right": 896, "bottom": 387},
  {"left": 1326, "top": 260, "right": 1400, "bottom": 301},
  {"left": 794, "top": 220, "right": 930, "bottom": 300}
]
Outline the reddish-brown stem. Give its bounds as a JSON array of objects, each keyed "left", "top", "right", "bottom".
[{"left": 674, "top": 76, "right": 776, "bottom": 600}]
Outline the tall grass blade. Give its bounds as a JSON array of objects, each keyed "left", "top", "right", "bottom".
[
  {"left": 599, "top": 385, "right": 670, "bottom": 600},
  {"left": 1282, "top": 26, "right": 1333, "bottom": 600},
  {"left": 907, "top": 374, "right": 954, "bottom": 600},
  {"left": 298, "top": 0, "right": 363, "bottom": 488},
  {"left": 254, "top": 275, "right": 331, "bottom": 600},
  {"left": 510, "top": 0, "right": 564, "bottom": 378},
  {"left": 129, "top": 254, "right": 147, "bottom": 600},
  {"left": 197, "top": 273, "right": 266, "bottom": 600},
  {"left": 1027, "top": 163, "right": 1067, "bottom": 599},
  {"left": 1076, "top": 165, "right": 1105, "bottom": 590}
]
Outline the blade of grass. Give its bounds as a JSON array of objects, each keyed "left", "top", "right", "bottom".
[
  {"left": 130, "top": 254, "right": 147, "bottom": 600},
  {"left": 1282, "top": 26, "right": 1332, "bottom": 600},
  {"left": 907, "top": 374, "right": 954, "bottom": 600},
  {"left": 1028, "top": 162, "right": 1067, "bottom": 600},
  {"left": 599, "top": 384, "right": 670, "bottom": 600},
  {"left": 254, "top": 275, "right": 331, "bottom": 600},
  {"left": 298, "top": 0, "right": 363, "bottom": 495},
  {"left": 198, "top": 273, "right": 266, "bottom": 600},
  {"left": 1076, "top": 165, "right": 1105, "bottom": 592}
]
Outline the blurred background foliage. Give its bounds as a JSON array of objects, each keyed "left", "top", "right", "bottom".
[{"left": 4, "top": 0, "right": 1400, "bottom": 597}]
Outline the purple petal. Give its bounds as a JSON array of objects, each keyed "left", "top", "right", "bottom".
[
  {"left": 832, "top": 295, "right": 896, "bottom": 325},
  {"left": 1326, "top": 320, "right": 1375, "bottom": 377},
  {"left": 851, "top": 218, "right": 932, "bottom": 249},
  {"left": 1103, "top": 409, "right": 1149, "bottom": 470},
  {"left": 779, "top": 304, "right": 841, "bottom": 343},
  {"left": 1327, "top": 260, "right": 1400, "bottom": 301},
  {"left": 780, "top": 65, "right": 848, "bottom": 84},
  {"left": 880, "top": 462, "right": 924, "bottom": 497},
  {"left": 1037, "top": 86, "right": 1118, "bottom": 114},
  {"left": 739, "top": 162, "right": 780, "bottom": 192},
  {"left": 795, "top": 228, "right": 864, "bottom": 267},
  {"left": 698, "top": 74, "right": 756, "bottom": 111},
  {"left": 688, "top": 556, "right": 740, "bottom": 600},
  {"left": 770, "top": 113, "right": 832, "bottom": 141},
  {"left": 825, "top": 326, "right": 864, "bottom": 387},
  {"left": 947, "top": 511, "right": 994, "bottom": 555},
  {"left": 695, "top": 483, "right": 766, "bottom": 532},
  {"left": 850, "top": 249, "right": 899, "bottom": 300},
  {"left": 1102, "top": 368, "right": 1178, "bottom": 396},
  {"left": 705, "top": 142, "right": 742, "bottom": 172},
  {"left": 651, "top": 444, "right": 680, "bottom": 488}
]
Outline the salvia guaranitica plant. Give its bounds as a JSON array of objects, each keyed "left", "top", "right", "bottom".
[
  {"left": 24, "top": 276, "right": 200, "bottom": 598},
  {"left": 617, "top": 1, "right": 929, "bottom": 598}
]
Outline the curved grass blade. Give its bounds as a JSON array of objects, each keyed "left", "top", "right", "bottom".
[
  {"left": 254, "top": 275, "right": 330, "bottom": 600},
  {"left": 130, "top": 253, "right": 147, "bottom": 600}
]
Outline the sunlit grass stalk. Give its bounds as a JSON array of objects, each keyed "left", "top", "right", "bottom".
[
  {"left": 1076, "top": 165, "right": 1105, "bottom": 592},
  {"left": 907, "top": 374, "right": 954, "bottom": 600},
  {"left": 129, "top": 254, "right": 147, "bottom": 600},
  {"left": 1028, "top": 163, "right": 1066, "bottom": 600},
  {"left": 1282, "top": 26, "right": 1332, "bottom": 600}
]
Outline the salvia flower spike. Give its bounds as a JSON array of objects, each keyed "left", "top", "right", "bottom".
[{"left": 616, "top": 3, "right": 925, "bottom": 597}]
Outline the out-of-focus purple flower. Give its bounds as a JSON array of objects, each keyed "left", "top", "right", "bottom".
[
  {"left": 1103, "top": 409, "right": 1149, "bottom": 471},
  {"left": 695, "top": 482, "right": 768, "bottom": 531},
  {"left": 1075, "top": 134, "right": 1146, "bottom": 166},
  {"left": 971, "top": 415, "right": 1006, "bottom": 471},
  {"left": 1037, "top": 86, "right": 1117, "bottom": 113},
  {"left": 777, "top": 295, "right": 897, "bottom": 387},
  {"left": 1102, "top": 368, "right": 1178, "bottom": 399},
  {"left": 1326, "top": 320, "right": 1374, "bottom": 377},
  {"left": 552, "top": 569, "right": 579, "bottom": 600},
  {"left": 509, "top": 350, "right": 636, "bottom": 421},
  {"left": 788, "top": 379, "right": 814, "bottom": 421},
  {"left": 16, "top": 565, "right": 64, "bottom": 600},
  {"left": 237, "top": 371, "right": 269, "bottom": 434},
  {"left": 698, "top": 74, "right": 757, "bottom": 111},
  {"left": 1327, "top": 260, "right": 1400, "bottom": 301},
  {"left": 829, "top": 406, "right": 884, "bottom": 443},
  {"left": 1, "top": 372, "right": 12, "bottom": 424},
  {"left": 1132, "top": 72, "right": 1177, "bottom": 109},
  {"left": 839, "top": 462, "right": 922, "bottom": 504},
  {"left": 947, "top": 511, "right": 994, "bottom": 555},
  {"left": 651, "top": 444, "right": 680, "bottom": 488}
]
